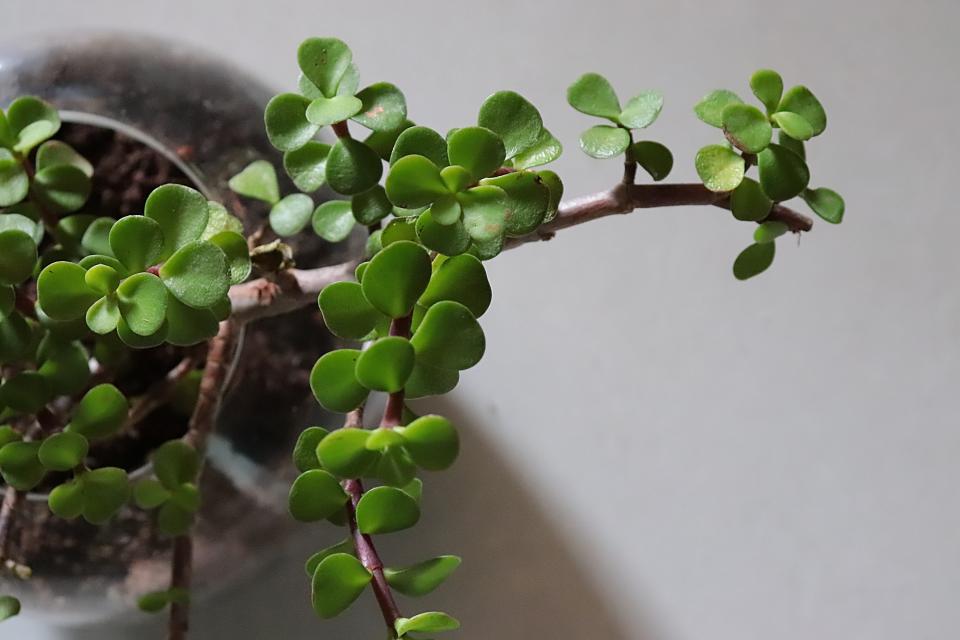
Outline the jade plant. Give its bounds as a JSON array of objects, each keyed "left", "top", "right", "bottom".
[{"left": 0, "top": 36, "right": 844, "bottom": 638}]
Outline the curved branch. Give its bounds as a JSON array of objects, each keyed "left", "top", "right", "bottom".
[{"left": 227, "top": 183, "right": 813, "bottom": 324}]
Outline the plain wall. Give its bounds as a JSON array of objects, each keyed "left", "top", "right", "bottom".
[{"left": 2, "top": 1, "right": 958, "bottom": 638}]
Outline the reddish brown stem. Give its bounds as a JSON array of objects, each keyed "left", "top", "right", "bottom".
[
  {"left": 332, "top": 121, "right": 351, "bottom": 139},
  {"left": 344, "top": 478, "right": 403, "bottom": 632},
  {"left": 380, "top": 315, "right": 412, "bottom": 429},
  {"left": 167, "top": 535, "right": 193, "bottom": 640},
  {"left": 0, "top": 486, "right": 20, "bottom": 563}
]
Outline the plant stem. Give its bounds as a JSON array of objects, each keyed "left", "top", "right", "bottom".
[
  {"left": 0, "top": 487, "right": 20, "bottom": 564},
  {"left": 168, "top": 321, "right": 238, "bottom": 640},
  {"left": 228, "top": 181, "right": 813, "bottom": 325},
  {"left": 344, "top": 478, "right": 403, "bottom": 633},
  {"left": 380, "top": 315, "right": 412, "bottom": 429},
  {"left": 124, "top": 356, "right": 196, "bottom": 434}
]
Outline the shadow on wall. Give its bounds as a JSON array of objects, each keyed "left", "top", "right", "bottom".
[{"left": 57, "top": 396, "right": 644, "bottom": 639}]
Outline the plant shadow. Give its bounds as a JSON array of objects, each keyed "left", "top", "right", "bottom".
[{"left": 50, "top": 396, "right": 643, "bottom": 639}]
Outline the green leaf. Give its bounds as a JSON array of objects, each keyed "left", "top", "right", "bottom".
[
  {"left": 754, "top": 221, "right": 789, "bottom": 243},
  {"left": 117, "top": 272, "right": 168, "bottom": 336},
  {"left": 778, "top": 130, "right": 805, "bottom": 159},
  {"left": 511, "top": 128, "right": 562, "bottom": 170},
  {"left": 361, "top": 241, "right": 432, "bottom": 318},
  {"left": 152, "top": 440, "right": 199, "bottom": 490},
  {"left": 36, "top": 338, "right": 90, "bottom": 396},
  {"left": 428, "top": 194, "right": 462, "bottom": 226},
  {"left": 385, "top": 155, "right": 448, "bottom": 208},
  {"left": 364, "top": 120, "right": 413, "bottom": 161},
  {"left": 619, "top": 91, "right": 663, "bottom": 129},
  {"left": 36, "top": 140, "right": 93, "bottom": 177},
  {"left": 729, "top": 177, "right": 772, "bottom": 222},
  {"left": 446, "top": 127, "right": 505, "bottom": 180},
  {"left": 411, "top": 301, "right": 485, "bottom": 371},
  {"left": 283, "top": 142, "right": 331, "bottom": 193},
  {"left": 265, "top": 93, "right": 317, "bottom": 152},
  {"left": 0, "top": 427, "right": 20, "bottom": 449},
  {"left": 38, "top": 431, "right": 88, "bottom": 471},
  {"left": 771, "top": 111, "right": 814, "bottom": 141},
  {"left": 311, "top": 553, "right": 371, "bottom": 619},
  {"left": 579, "top": 125, "right": 630, "bottom": 159},
  {"left": 405, "top": 360, "right": 459, "bottom": 399},
  {"left": 269, "top": 194, "right": 313, "bottom": 237},
  {"left": 162, "top": 297, "right": 217, "bottom": 347},
  {"left": 133, "top": 478, "right": 171, "bottom": 509},
  {"left": 390, "top": 126, "right": 449, "bottom": 167},
  {"left": 228, "top": 160, "right": 280, "bottom": 204},
  {"left": 0, "top": 285, "right": 13, "bottom": 318},
  {"left": 0, "top": 229, "right": 36, "bottom": 286},
  {"left": 722, "top": 104, "right": 772, "bottom": 153},
  {"left": 0, "top": 312, "right": 36, "bottom": 362},
  {"left": 757, "top": 143, "right": 809, "bottom": 201},
  {"left": 380, "top": 217, "right": 419, "bottom": 248},
  {"left": 7, "top": 96, "right": 60, "bottom": 152},
  {"left": 0, "top": 441, "right": 44, "bottom": 490},
  {"left": 160, "top": 241, "right": 229, "bottom": 309},
  {"left": 298, "top": 38, "right": 353, "bottom": 99},
  {"left": 318, "top": 281, "right": 386, "bottom": 340},
  {"left": 310, "top": 349, "right": 370, "bottom": 413},
  {"left": 395, "top": 612, "right": 460, "bottom": 636},
  {"left": 567, "top": 72, "right": 621, "bottom": 119},
  {"left": 631, "top": 141, "right": 673, "bottom": 181},
  {"left": 374, "top": 446, "right": 416, "bottom": 487},
  {"left": 170, "top": 483, "right": 201, "bottom": 512},
  {"left": 306, "top": 95, "right": 364, "bottom": 127},
  {"left": 79, "top": 466, "right": 130, "bottom": 525},
  {"left": 109, "top": 215, "right": 164, "bottom": 273},
  {"left": 482, "top": 171, "right": 550, "bottom": 236},
  {"left": 69, "top": 383, "right": 128, "bottom": 439},
  {"left": 316, "top": 428, "right": 378, "bottom": 477},
  {"left": 80, "top": 217, "right": 114, "bottom": 256},
  {"left": 352, "top": 83, "right": 407, "bottom": 132},
  {"left": 325, "top": 138, "right": 383, "bottom": 195},
  {"left": 0, "top": 150, "right": 28, "bottom": 207},
  {"left": 293, "top": 426, "right": 330, "bottom": 473},
  {"left": 355, "top": 336, "right": 415, "bottom": 392},
  {"left": 694, "top": 89, "right": 743, "bottom": 127},
  {"left": 48, "top": 479, "right": 85, "bottom": 518},
  {"left": 208, "top": 231, "right": 251, "bottom": 284},
  {"left": 458, "top": 185, "right": 506, "bottom": 245},
  {"left": 116, "top": 317, "right": 168, "bottom": 349},
  {"left": 145, "top": 184, "right": 209, "bottom": 260},
  {"left": 733, "top": 242, "right": 776, "bottom": 280},
  {"left": 802, "top": 187, "right": 844, "bottom": 224},
  {"left": 311, "top": 200, "right": 355, "bottom": 242},
  {"left": 32, "top": 165, "right": 91, "bottom": 213},
  {"left": 157, "top": 501, "right": 194, "bottom": 536},
  {"left": 477, "top": 90, "right": 543, "bottom": 159},
  {"left": 365, "top": 427, "right": 405, "bottom": 451},
  {"left": 337, "top": 63, "right": 360, "bottom": 96},
  {"left": 0, "top": 595, "right": 20, "bottom": 621},
  {"left": 400, "top": 414, "right": 459, "bottom": 471},
  {"left": 384, "top": 556, "right": 461, "bottom": 597},
  {"left": 351, "top": 186, "right": 393, "bottom": 226},
  {"left": 695, "top": 145, "right": 745, "bottom": 192},
  {"left": 289, "top": 469, "right": 349, "bottom": 522},
  {"left": 36, "top": 261, "right": 99, "bottom": 321},
  {"left": 137, "top": 590, "right": 174, "bottom": 614},
  {"left": 415, "top": 210, "right": 471, "bottom": 256},
  {"left": 304, "top": 540, "right": 354, "bottom": 577},
  {"left": 539, "top": 170, "right": 564, "bottom": 221},
  {"left": 750, "top": 69, "right": 784, "bottom": 113},
  {"left": 420, "top": 254, "right": 493, "bottom": 318},
  {"left": 356, "top": 485, "right": 420, "bottom": 534},
  {"left": 778, "top": 86, "right": 826, "bottom": 136}
]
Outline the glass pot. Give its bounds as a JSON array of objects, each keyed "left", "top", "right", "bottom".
[{"left": 0, "top": 32, "right": 348, "bottom": 626}]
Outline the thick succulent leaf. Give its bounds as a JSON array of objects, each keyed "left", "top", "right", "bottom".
[
  {"left": 36, "top": 140, "right": 93, "bottom": 177},
  {"left": 695, "top": 145, "right": 745, "bottom": 192},
  {"left": 399, "top": 414, "right": 459, "bottom": 471},
  {"left": 631, "top": 141, "right": 673, "bottom": 181},
  {"left": 318, "top": 280, "right": 386, "bottom": 340},
  {"left": 311, "top": 553, "right": 371, "bottom": 619},
  {"left": 458, "top": 185, "right": 506, "bottom": 245},
  {"left": 411, "top": 301, "right": 485, "bottom": 371},
  {"left": 722, "top": 104, "right": 772, "bottom": 153},
  {"left": 482, "top": 171, "right": 550, "bottom": 236},
  {"left": 619, "top": 90, "right": 663, "bottom": 129},
  {"left": 144, "top": 184, "right": 209, "bottom": 260},
  {"left": 316, "top": 428, "right": 379, "bottom": 478},
  {"left": 283, "top": 142, "right": 331, "bottom": 193},
  {"left": 36, "top": 261, "right": 99, "bottom": 321},
  {"left": 227, "top": 160, "right": 280, "bottom": 204},
  {"left": 579, "top": 125, "right": 630, "bottom": 159},
  {"left": 117, "top": 272, "right": 168, "bottom": 336},
  {"left": 771, "top": 111, "right": 814, "bottom": 141},
  {"left": 269, "top": 193, "right": 314, "bottom": 237},
  {"left": 802, "top": 187, "right": 845, "bottom": 224},
  {"left": 7, "top": 96, "right": 60, "bottom": 153},
  {"left": 69, "top": 383, "right": 128, "bottom": 440},
  {"left": 265, "top": 93, "right": 318, "bottom": 152},
  {"left": 567, "top": 72, "right": 621, "bottom": 120},
  {"left": 477, "top": 90, "right": 543, "bottom": 159},
  {"left": 729, "top": 177, "right": 772, "bottom": 222},
  {"left": 733, "top": 242, "right": 776, "bottom": 280},
  {"left": 38, "top": 431, "right": 88, "bottom": 471},
  {"left": 395, "top": 612, "right": 460, "bottom": 636},
  {"left": 109, "top": 215, "right": 165, "bottom": 273},
  {"left": 446, "top": 127, "right": 505, "bottom": 180},
  {"left": 757, "top": 143, "right": 810, "bottom": 201},
  {"left": 325, "top": 138, "right": 383, "bottom": 195},
  {"left": 312, "top": 200, "right": 356, "bottom": 243},
  {"left": 384, "top": 556, "right": 461, "bottom": 597},
  {"left": 293, "top": 426, "right": 330, "bottom": 473},
  {"left": 288, "top": 469, "right": 349, "bottom": 522},
  {"left": 694, "top": 89, "right": 743, "bottom": 127},
  {"left": 510, "top": 128, "right": 562, "bottom": 170},
  {"left": 356, "top": 485, "right": 420, "bottom": 534},
  {"left": 419, "top": 254, "right": 491, "bottom": 317},
  {"left": 298, "top": 38, "right": 353, "bottom": 99},
  {"left": 750, "top": 69, "right": 784, "bottom": 113},
  {"left": 306, "top": 95, "right": 363, "bottom": 127},
  {"left": 355, "top": 336, "right": 416, "bottom": 392},
  {"left": 777, "top": 86, "right": 826, "bottom": 136},
  {"left": 361, "top": 240, "right": 432, "bottom": 318},
  {"left": 310, "top": 349, "right": 370, "bottom": 413},
  {"left": 0, "top": 229, "right": 36, "bottom": 286},
  {"left": 385, "top": 154, "right": 448, "bottom": 208},
  {"left": 159, "top": 241, "right": 229, "bottom": 309},
  {"left": 415, "top": 210, "right": 471, "bottom": 256},
  {"left": 352, "top": 82, "right": 407, "bottom": 132}
]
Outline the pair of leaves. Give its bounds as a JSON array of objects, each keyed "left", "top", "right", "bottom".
[
  {"left": 568, "top": 73, "right": 664, "bottom": 159},
  {"left": 477, "top": 90, "right": 562, "bottom": 169},
  {"left": 1, "top": 96, "right": 61, "bottom": 154},
  {"left": 47, "top": 467, "right": 130, "bottom": 524},
  {"left": 133, "top": 440, "right": 201, "bottom": 536}
]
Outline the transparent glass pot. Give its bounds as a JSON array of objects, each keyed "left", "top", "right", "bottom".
[{"left": 0, "top": 32, "right": 349, "bottom": 626}]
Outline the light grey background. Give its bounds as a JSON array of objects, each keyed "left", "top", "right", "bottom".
[{"left": 3, "top": 0, "right": 959, "bottom": 638}]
